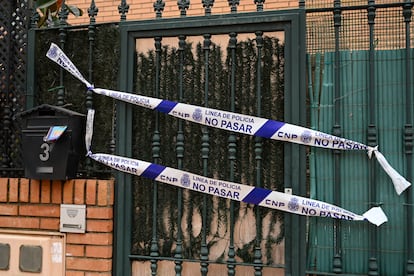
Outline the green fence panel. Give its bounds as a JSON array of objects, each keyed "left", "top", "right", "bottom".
[{"left": 307, "top": 49, "right": 413, "bottom": 275}]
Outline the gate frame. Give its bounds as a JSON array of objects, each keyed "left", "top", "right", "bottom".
[{"left": 115, "top": 9, "right": 307, "bottom": 276}]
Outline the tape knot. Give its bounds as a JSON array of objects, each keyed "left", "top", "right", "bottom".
[{"left": 367, "top": 145, "right": 379, "bottom": 159}]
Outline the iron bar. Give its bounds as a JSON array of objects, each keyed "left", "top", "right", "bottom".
[
  {"left": 227, "top": 31, "right": 237, "bottom": 276},
  {"left": 57, "top": 0, "right": 68, "bottom": 106},
  {"left": 150, "top": 36, "right": 163, "bottom": 276},
  {"left": 403, "top": 1, "right": 414, "bottom": 275},
  {"left": 367, "top": 0, "right": 378, "bottom": 274},
  {"left": 200, "top": 33, "right": 211, "bottom": 276},
  {"left": 253, "top": 30, "right": 264, "bottom": 276},
  {"left": 174, "top": 34, "right": 187, "bottom": 276},
  {"left": 87, "top": 0, "right": 98, "bottom": 111},
  {"left": 85, "top": 0, "right": 99, "bottom": 175},
  {"left": 332, "top": 0, "right": 342, "bottom": 273}
]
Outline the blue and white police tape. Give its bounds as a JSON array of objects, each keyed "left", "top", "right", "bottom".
[
  {"left": 84, "top": 109, "right": 386, "bottom": 226},
  {"left": 86, "top": 151, "right": 386, "bottom": 226},
  {"left": 47, "top": 42, "right": 410, "bottom": 195}
]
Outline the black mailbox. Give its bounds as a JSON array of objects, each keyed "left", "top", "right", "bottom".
[{"left": 17, "top": 104, "right": 86, "bottom": 180}]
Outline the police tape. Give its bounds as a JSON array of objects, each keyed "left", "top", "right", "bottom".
[
  {"left": 47, "top": 42, "right": 410, "bottom": 195},
  {"left": 85, "top": 108, "right": 387, "bottom": 226}
]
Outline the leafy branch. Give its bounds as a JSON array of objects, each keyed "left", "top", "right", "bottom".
[{"left": 34, "top": 0, "right": 83, "bottom": 28}]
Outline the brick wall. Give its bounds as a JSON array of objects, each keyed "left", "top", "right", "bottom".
[
  {"left": 66, "top": 0, "right": 298, "bottom": 25},
  {"left": 0, "top": 178, "right": 114, "bottom": 276}
]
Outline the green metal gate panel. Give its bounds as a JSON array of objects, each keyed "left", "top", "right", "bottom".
[
  {"left": 307, "top": 49, "right": 413, "bottom": 275},
  {"left": 116, "top": 9, "right": 307, "bottom": 276}
]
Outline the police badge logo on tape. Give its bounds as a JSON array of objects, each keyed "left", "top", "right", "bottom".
[
  {"left": 180, "top": 174, "right": 191, "bottom": 187},
  {"left": 288, "top": 197, "right": 299, "bottom": 212},
  {"left": 300, "top": 130, "right": 312, "bottom": 144},
  {"left": 48, "top": 45, "right": 58, "bottom": 59},
  {"left": 192, "top": 108, "right": 203, "bottom": 122}
]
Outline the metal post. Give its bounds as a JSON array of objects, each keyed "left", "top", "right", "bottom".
[
  {"left": 174, "top": 34, "right": 186, "bottom": 276},
  {"left": 227, "top": 31, "right": 237, "bottom": 276},
  {"left": 57, "top": 0, "right": 68, "bottom": 106},
  {"left": 200, "top": 33, "right": 212, "bottom": 276},
  {"left": 253, "top": 30, "right": 264, "bottom": 276},
  {"left": 367, "top": 0, "right": 379, "bottom": 274},
  {"left": 403, "top": 1, "right": 414, "bottom": 275},
  {"left": 150, "top": 36, "right": 163, "bottom": 276},
  {"left": 332, "top": 0, "right": 343, "bottom": 273}
]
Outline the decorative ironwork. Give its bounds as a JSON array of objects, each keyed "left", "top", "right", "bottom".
[
  {"left": 177, "top": 0, "right": 190, "bottom": 16},
  {"left": 58, "top": 1, "right": 69, "bottom": 26},
  {"left": 228, "top": 0, "right": 239, "bottom": 13},
  {"left": 153, "top": 0, "right": 165, "bottom": 18},
  {"left": 118, "top": 0, "right": 129, "bottom": 21},
  {"left": 88, "top": 0, "right": 99, "bottom": 20},
  {"left": 254, "top": 0, "right": 265, "bottom": 12},
  {"left": 202, "top": 0, "right": 214, "bottom": 15},
  {"left": 0, "top": 0, "right": 28, "bottom": 177},
  {"left": 57, "top": 1, "right": 69, "bottom": 106},
  {"left": 30, "top": 7, "right": 40, "bottom": 28}
]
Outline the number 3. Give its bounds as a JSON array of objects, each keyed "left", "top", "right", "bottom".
[{"left": 39, "top": 143, "right": 50, "bottom": 161}]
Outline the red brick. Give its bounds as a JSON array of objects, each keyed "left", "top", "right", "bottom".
[
  {"left": 107, "top": 180, "right": 114, "bottom": 205},
  {"left": 86, "top": 220, "right": 113, "bottom": 232},
  {"left": 97, "top": 180, "right": 108, "bottom": 206},
  {"left": 85, "top": 272, "right": 111, "bottom": 276},
  {"left": 40, "top": 217, "right": 60, "bottom": 230},
  {"left": 66, "top": 244, "right": 85, "bottom": 257},
  {"left": 64, "top": 179, "right": 75, "bottom": 203},
  {"left": 0, "top": 204, "right": 18, "bottom": 215},
  {"left": 51, "top": 180, "right": 62, "bottom": 203},
  {"left": 65, "top": 271, "right": 85, "bottom": 276},
  {"left": 0, "top": 216, "right": 39, "bottom": 228},
  {"left": 19, "top": 178, "right": 30, "bottom": 202},
  {"left": 0, "top": 178, "right": 8, "bottom": 202},
  {"left": 87, "top": 207, "right": 113, "bottom": 219},
  {"left": 41, "top": 180, "right": 51, "bottom": 203},
  {"left": 30, "top": 179, "right": 41, "bottom": 203},
  {"left": 85, "top": 245, "right": 112, "bottom": 258},
  {"left": 8, "top": 178, "right": 18, "bottom": 202},
  {"left": 74, "top": 179, "right": 86, "bottom": 204},
  {"left": 86, "top": 179, "right": 97, "bottom": 205},
  {"left": 66, "top": 257, "right": 112, "bottom": 271},
  {"left": 19, "top": 204, "right": 60, "bottom": 217},
  {"left": 66, "top": 233, "right": 112, "bottom": 245}
]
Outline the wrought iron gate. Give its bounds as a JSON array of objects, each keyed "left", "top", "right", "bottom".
[{"left": 115, "top": 7, "right": 306, "bottom": 276}]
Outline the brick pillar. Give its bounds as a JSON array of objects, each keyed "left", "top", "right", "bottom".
[{"left": 0, "top": 178, "right": 114, "bottom": 276}]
